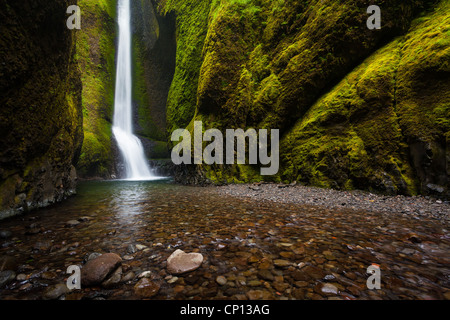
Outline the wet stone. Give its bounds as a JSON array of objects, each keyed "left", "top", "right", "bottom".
[
  {"left": 134, "top": 278, "right": 160, "bottom": 298},
  {"left": 102, "top": 266, "right": 123, "bottom": 289},
  {"left": 314, "top": 283, "right": 339, "bottom": 296},
  {"left": 303, "top": 266, "right": 326, "bottom": 280},
  {"left": 257, "top": 269, "right": 274, "bottom": 281},
  {"left": 81, "top": 253, "right": 122, "bottom": 286},
  {"left": 0, "top": 256, "right": 17, "bottom": 272},
  {"left": 167, "top": 276, "right": 179, "bottom": 284},
  {"left": 41, "top": 271, "right": 57, "bottom": 280},
  {"left": 16, "top": 274, "right": 27, "bottom": 281},
  {"left": 19, "top": 283, "right": 32, "bottom": 291},
  {"left": 0, "top": 230, "right": 12, "bottom": 239},
  {"left": 65, "top": 220, "right": 80, "bottom": 228},
  {"left": 121, "top": 271, "right": 135, "bottom": 283},
  {"left": 0, "top": 181, "right": 449, "bottom": 301},
  {"left": 84, "top": 252, "right": 102, "bottom": 263},
  {"left": 216, "top": 276, "right": 227, "bottom": 286},
  {"left": 43, "top": 284, "right": 69, "bottom": 300},
  {"left": 246, "top": 289, "right": 273, "bottom": 300},
  {"left": 248, "top": 280, "right": 263, "bottom": 287},
  {"left": 127, "top": 244, "right": 137, "bottom": 254},
  {"left": 274, "top": 259, "right": 292, "bottom": 268},
  {"left": 0, "top": 270, "right": 16, "bottom": 288},
  {"left": 167, "top": 250, "right": 203, "bottom": 275},
  {"left": 33, "top": 241, "right": 52, "bottom": 252},
  {"left": 135, "top": 244, "right": 147, "bottom": 251}
]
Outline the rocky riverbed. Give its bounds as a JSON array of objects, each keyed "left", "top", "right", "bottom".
[
  {"left": 213, "top": 183, "right": 450, "bottom": 225},
  {"left": 0, "top": 180, "right": 449, "bottom": 300}
]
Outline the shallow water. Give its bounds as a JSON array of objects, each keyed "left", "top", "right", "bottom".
[{"left": 0, "top": 180, "right": 449, "bottom": 300}]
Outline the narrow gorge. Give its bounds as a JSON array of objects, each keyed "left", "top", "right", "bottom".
[{"left": 0, "top": 0, "right": 448, "bottom": 303}]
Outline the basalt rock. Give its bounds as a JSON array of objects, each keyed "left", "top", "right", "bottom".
[{"left": 0, "top": 0, "right": 83, "bottom": 219}]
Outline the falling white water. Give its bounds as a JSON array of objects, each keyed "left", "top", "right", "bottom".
[{"left": 112, "top": 0, "right": 160, "bottom": 181}]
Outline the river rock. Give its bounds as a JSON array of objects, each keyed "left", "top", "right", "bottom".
[
  {"left": 33, "top": 240, "right": 52, "bottom": 252},
  {"left": 246, "top": 289, "right": 273, "bottom": 300},
  {"left": 0, "top": 256, "right": 17, "bottom": 272},
  {"left": 274, "top": 259, "right": 292, "bottom": 268},
  {"left": 303, "top": 265, "right": 326, "bottom": 280},
  {"left": 102, "top": 266, "right": 123, "bottom": 289},
  {"left": 121, "top": 271, "right": 135, "bottom": 283},
  {"left": 135, "top": 244, "right": 147, "bottom": 251},
  {"left": 167, "top": 249, "right": 203, "bottom": 275},
  {"left": 216, "top": 276, "right": 227, "bottom": 286},
  {"left": 257, "top": 269, "right": 274, "bottom": 281},
  {"left": 81, "top": 253, "right": 122, "bottom": 286},
  {"left": 0, "top": 270, "right": 16, "bottom": 288},
  {"left": 41, "top": 271, "right": 57, "bottom": 280},
  {"left": 65, "top": 220, "right": 80, "bottom": 227},
  {"left": 0, "top": 230, "right": 12, "bottom": 239},
  {"left": 43, "top": 284, "right": 69, "bottom": 300},
  {"left": 134, "top": 278, "right": 160, "bottom": 298},
  {"left": 314, "top": 282, "right": 339, "bottom": 296},
  {"left": 126, "top": 244, "right": 136, "bottom": 254},
  {"left": 84, "top": 252, "right": 102, "bottom": 263}
]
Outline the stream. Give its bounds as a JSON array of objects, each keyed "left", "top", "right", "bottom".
[{"left": 0, "top": 179, "right": 449, "bottom": 300}]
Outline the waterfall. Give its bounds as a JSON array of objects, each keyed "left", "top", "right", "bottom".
[{"left": 112, "top": 0, "right": 158, "bottom": 181}]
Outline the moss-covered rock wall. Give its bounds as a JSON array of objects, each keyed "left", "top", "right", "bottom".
[
  {"left": 157, "top": 0, "right": 449, "bottom": 197},
  {"left": 75, "top": 0, "right": 117, "bottom": 178},
  {"left": 0, "top": 0, "right": 84, "bottom": 219}
]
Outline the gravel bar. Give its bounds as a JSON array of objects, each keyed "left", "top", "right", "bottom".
[{"left": 212, "top": 183, "right": 450, "bottom": 225}]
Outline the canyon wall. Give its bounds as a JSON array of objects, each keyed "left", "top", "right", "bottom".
[{"left": 0, "top": 0, "right": 84, "bottom": 219}]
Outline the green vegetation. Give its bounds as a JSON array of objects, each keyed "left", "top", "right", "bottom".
[
  {"left": 0, "top": 0, "right": 84, "bottom": 216},
  {"left": 157, "top": 0, "right": 448, "bottom": 195},
  {"left": 158, "top": 0, "right": 213, "bottom": 136}
]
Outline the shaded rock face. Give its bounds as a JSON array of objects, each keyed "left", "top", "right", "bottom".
[
  {"left": 0, "top": 0, "right": 83, "bottom": 219},
  {"left": 131, "top": 0, "right": 176, "bottom": 160}
]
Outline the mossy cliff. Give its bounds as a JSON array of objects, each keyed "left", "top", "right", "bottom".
[
  {"left": 0, "top": 0, "right": 83, "bottom": 219},
  {"left": 75, "top": 0, "right": 117, "bottom": 178},
  {"left": 77, "top": 0, "right": 174, "bottom": 178},
  {"left": 157, "top": 0, "right": 449, "bottom": 197}
]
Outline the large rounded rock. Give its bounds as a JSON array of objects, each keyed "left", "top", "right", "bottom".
[
  {"left": 81, "top": 253, "right": 122, "bottom": 287},
  {"left": 166, "top": 249, "right": 203, "bottom": 275}
]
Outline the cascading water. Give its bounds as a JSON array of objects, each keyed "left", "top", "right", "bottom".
[{"left": 112, "top": 0, "right": 159, "bottom": 181}]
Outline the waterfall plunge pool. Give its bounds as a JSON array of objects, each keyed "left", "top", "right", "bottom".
[{"left": 0, "top": 180, "right": 449, "bottom": 300}]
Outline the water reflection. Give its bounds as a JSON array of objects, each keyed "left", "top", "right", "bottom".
[
  {"left": 111, "top": 181, "right": 152, "bottom": 217},
  {"left": 0, "top": 180, "right": 448, "bottom": 300}
]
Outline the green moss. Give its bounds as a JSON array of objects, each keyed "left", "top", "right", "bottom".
[
  {"left": 157, "top": 0, "right": 447, "bottom": 195},
  {"left": 396, "top": 0, "right": 450, "bottom": 142},
  {"left": 159, "top": 0, "right": 213, "bottom": 134},
  {"left": 278, "top": 38, "right": 417, "bottom": 194},
  {"left": 278, "top": 1, "right": 450, "bottom": 195},
  {"left": 132, "top": 33, "right": 167, "bottom": 142}
]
